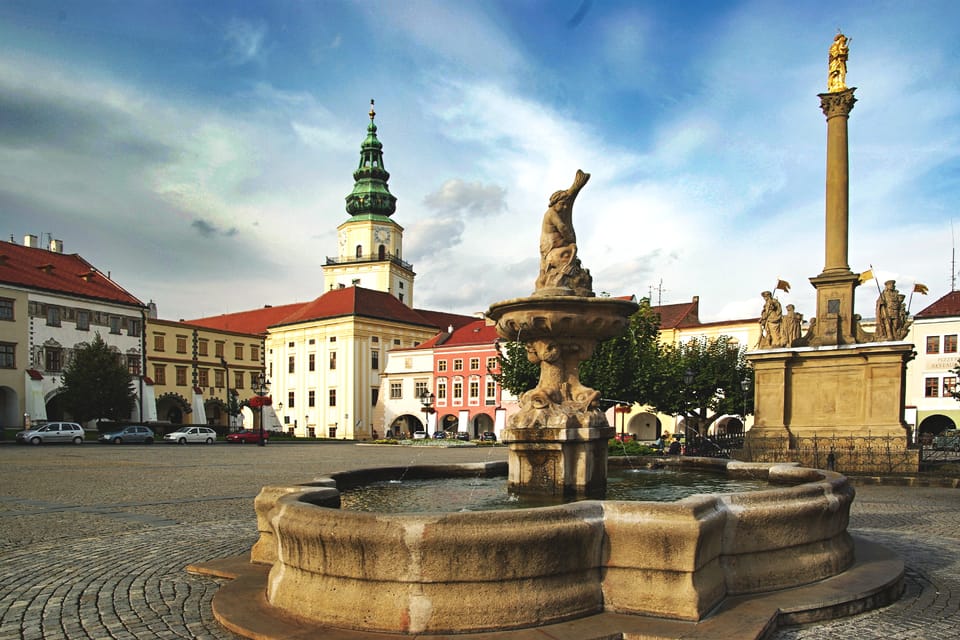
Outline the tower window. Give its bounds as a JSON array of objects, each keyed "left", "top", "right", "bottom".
[
  {"left": 356, "top": 245, "right": 363, "bottom": 258},
  {"left": 378, "top": 245, "right": 386, "bottom": 260}
]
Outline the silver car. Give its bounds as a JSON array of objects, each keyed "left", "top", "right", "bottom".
[
  {"left": 16, "top": 422, "right": 86, "bottom": 445},
  {"left": 98, "top": 425, "right": 155, "bottom": 444},
  {"left": 163, "top": 426, "right": 217, "bottom": 445}
]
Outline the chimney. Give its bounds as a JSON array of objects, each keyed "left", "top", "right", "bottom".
[
  {"left": 48, "top": 238, "right": 63, "bottom": 253},
  {"left": 447, "top": 324, "right": 454, "bottom": 334},
  {"left": 23, "top": 234, "right": 38, "bottom": 248},
  {"left": 147, "top": 301, "right": 158, "bottom": 319}
]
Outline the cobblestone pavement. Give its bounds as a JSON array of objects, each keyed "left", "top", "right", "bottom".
[{"left": 0, "top": 444, "right": 957, "bottom": 639}]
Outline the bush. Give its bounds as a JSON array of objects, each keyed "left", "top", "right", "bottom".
[{"left": 609, "top": 439, "right": 658, "bottom": 456}]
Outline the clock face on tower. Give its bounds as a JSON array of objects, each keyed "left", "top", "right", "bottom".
[{"left": 373, "top": 226, "right": 391, "bottom": 244}]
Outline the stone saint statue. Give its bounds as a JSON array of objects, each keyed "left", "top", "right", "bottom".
[
  {"left": 758, "top": 291, "right": 784, "bottom": 349},
  {"left": 828, "top": 32, "right": 850, "bottom": 93},
  {"left": 874, "top": 280, "right": 908, "bottom": 341},
  {"left": 535, "top": 170, "right": 594, "bottom": 297},
  {"left": 782, "top": 304, "right": 803, "bottom": 347}
]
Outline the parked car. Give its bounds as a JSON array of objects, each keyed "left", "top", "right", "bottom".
[
  {"left": 432, "top": 431, "right": 447, "bottom": 439},
  {"left": 16, "top": 422, "right": 86, "bottom": 445},
  {"left": 99, "top": 425, "right": 155, "bottom": 444},
  {"left": 480, "top": 431, "right": 497, "bottom": 442},
  {"left": 225, "top": 429, "right": 268, "bottom": 444},
  {"left": 163, "top": 426, "right": 217, "bottom": 445},
  {"left": 933, "top": 429, "right": 960, "bottom": 452},
  {"left": 412, "top": 430, "right": 427, "bottom": 440},
  {"left": 455, "top": 431, "right": 470, "bottom": 441}
]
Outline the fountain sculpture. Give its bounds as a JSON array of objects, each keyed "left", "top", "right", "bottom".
[
  {"left": 193, "top": 170, "right": 902, "bottom": 639},
  {"left": 486, "top": 169, "right": 638, "bottom": 497}
]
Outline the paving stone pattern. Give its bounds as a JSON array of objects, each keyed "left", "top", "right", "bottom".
[{"left": 0, "top": 444, "right": 957, "bottom": 639}]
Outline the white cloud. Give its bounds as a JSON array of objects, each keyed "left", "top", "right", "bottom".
[{"left": 223, "top": 18, "right": 268, "bottom": 66}]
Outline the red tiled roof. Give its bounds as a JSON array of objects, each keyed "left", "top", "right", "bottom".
[
  {"left": 417, "top": 319, "right": 499, "bottom": 349},
  {"left": 651, "top": 297, "right": 701, "bottom": 329},
  {"left": 915, "top": 290, "right": 960, "bottom": 319},
  {"left": 0, "top": 241, "right": 143, "bottom": 307},
  {"left": 186, "top": 287, "right": 475, "bottom": 336},
  {"left": 184, "top": 302, "right": 304, "bottom": 335}
]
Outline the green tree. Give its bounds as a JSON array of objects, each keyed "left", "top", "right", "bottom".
[
  {"left": 60, "top": 333, "right": 136, "bottom": 424},
  {"left": 647, "top": 336, "right": 751, "bottom": 434},
  {"left": 492, "top": 339, "right": 539, "bottom": 397},
  {"left": 580, "top": 297, "right": 662, "bottom": 405},
  {"left": 952, "top": 360, "right": 960, "bottom": 402}
]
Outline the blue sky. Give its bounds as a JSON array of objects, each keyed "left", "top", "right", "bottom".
[{"left": 1, "top": 0, "right": 958, "bottom": 325}]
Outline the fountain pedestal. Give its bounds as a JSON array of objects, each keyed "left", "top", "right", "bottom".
[{"left": 504, "top": 420, "right": 614, "bottom": 497}]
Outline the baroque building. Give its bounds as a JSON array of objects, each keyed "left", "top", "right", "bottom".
[{"left": 0, "top": 236, "right": 147, "bottom": 429}]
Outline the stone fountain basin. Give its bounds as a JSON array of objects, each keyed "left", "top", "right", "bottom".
[
  {"left": 251, "top": 458, "right": 854, "bottom": 635},
  {"left": 487, "top": 295, "right": 638, "bottom": 342}
]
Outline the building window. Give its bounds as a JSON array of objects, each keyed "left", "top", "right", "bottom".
[
  {"left": 328, "top": 389, "right": 336, "bottom": 407},
  {"left": 288, "top": 355, "right": 295, "bottom": 374},
  {"left": 127, "top": 354, "right": 141, "bottom": 376},
  {"left": 330, "top": 336, "right": 337, "bottom": 343},
  {"left": 398, "top": 293, "right": 404, "bottom": 303},
  {"left": 234, "top": 371, "right": 244, "bottom": 389},
  {"left": 215, "top": 370, "right": 225, "bottom": 388},
  {"left": 128, "top": 319, "right": 141, "bottom": 337},
  {"left": 309, "top": 353, "right": 316, "bottom": 372},
  {"left": 176, "top": 336, "right": 187, "bottom": 353},
  {"left": 198, "top": 340, "right": 208, "bottom": 356},
  {"left": 251, "top": 345, "right": 259, "bottom": 361},
  {"left": 356, "top": 244, "right": 363, "bottom": 258},
  {"left": 308, "top": 338, "right": 315, "bottom": 345},
  {"left": 309, "top": 390, "right": 316, "bottom": 407},
  {"left": 926, "top": 336, "right": 940, "bottom": 354},
  {"left": 945, "top": 335, "right": 958, "bottom": 354},
  {"left": 109, "top": 316, "right": 121, "bottom": 334},
  {"left": 438, "top": 360, "right": 447, "bottom": 372},
  {"left": 154, "top": 334, "right": 165, "bottom": 352},
  {"left": 198, "top": 368, "right": 209, "bottom": 387},
  {"left": 390, "top": 381, "right": 403, "bottom": 399},
  {"left": 486, "top": 356, "right": 497, "bottom": 372},
  {"left": 289, "top": 341, "right": 295, "bottom": 348},
  {"left": 453, "top": 359, "right": 463, "bottom": 371},
  {"left": 47, "top": 307, "right": 61, "bottom": 327},
  {"left": 469, "top": 378, "right": 480, "bottom": 399},
  {"left": 944, "top": 377, "right": 957, "bottom": 396},
  {"left": 393, "top": 339, "right": 401, "bottom": 345},
  {"left": 0, "top": 342, "right": 14, "bottom": 368},
  {"left": 154, "top": 365, "right": 166, "bottom": 385},
  {"left": 215, "top": 342, "right": 224, "bottom": 358},
  {"left": 486, "top": 377, "right": 497, "bottom": 401},
  {"left": 372, "top": 336, "right": 379, "bottom": 343},
  {"left": 45, "top": 347, "right": 63, "bottom": 372},
  {"left": 470, "top": 358, "right": 480, "bottom": 370},
  {"left": 371, "top": 350, "right": 379, "bottom": 370},
  {"left": 371, "top": 387, "right": 379, "bottom": 407},
  {"left": 0, "top": 298, "right": 13, "bottom": 321},
  {"left": 453, "top": 379, "right": 463, "bottom": 400},
  {"left": 925, "top": 377, "right": 939, "bottom": 398},
  {"left": 76, "top": 310, "right": 89, "bottom": 331},
  {"left": 288, "top": 391, "right": 295, "bottom": 408},
  {"left": 175, "top": 367, "right": 187, "bottom": 386},
  {"left": 415, "top": 380, "right": 428, "bottom": 399},
  {"left": 235, "top": 343, "right": 244, "bottom": 360},
  {"left": 329, "top": 351, "right": 337, "bottom": 370},
  {"left": 437, "top": 378, "right": 447, "bottom": 401}
]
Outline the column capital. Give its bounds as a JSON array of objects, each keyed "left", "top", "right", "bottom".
[{"left": 819, "top": 88, "right": 857, "bottom": 119}]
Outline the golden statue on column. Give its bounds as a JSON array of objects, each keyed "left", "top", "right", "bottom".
[{"left": 827, "top": 32, "right": 850, "bottom": 93}]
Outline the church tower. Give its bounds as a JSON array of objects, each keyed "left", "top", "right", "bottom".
[{"left": 323, "top": 100, "right": 416, "bottom": 306}]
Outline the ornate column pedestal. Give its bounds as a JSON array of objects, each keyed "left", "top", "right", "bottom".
[{"left": 503, "top": 414, "right": 614, "bottom": 498}]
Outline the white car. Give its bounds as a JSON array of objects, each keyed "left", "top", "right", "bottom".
[
  {"left": 163, "top": 426, "right": 217, "bottom": 445},
  {"left": 16, "top": 422, "right": 86, "bottom": 445}
]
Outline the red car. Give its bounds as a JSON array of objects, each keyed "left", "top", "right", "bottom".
[{"left": 225, "top": 429, "right": 269, "bottom": 444}]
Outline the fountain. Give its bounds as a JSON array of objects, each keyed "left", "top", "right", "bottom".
[{"left": 191, "top": 171, "right": 903, "bottom": 639}]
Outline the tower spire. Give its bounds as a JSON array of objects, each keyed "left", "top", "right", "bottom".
[{"left": 345, "top": 99, "right": 397, "bottom": 218}]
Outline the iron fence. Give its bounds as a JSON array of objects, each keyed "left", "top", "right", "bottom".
[{"left": 733, "top": 433, "right": 920, "bottom": 474}]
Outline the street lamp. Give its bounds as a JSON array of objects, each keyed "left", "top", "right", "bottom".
[
  {"left": 740, "top": 376, "right": 751, "bottom": 432},
  {"left": 419, "top": 389, "right": 435, "bottom": 435},
  {"left": 255, "top": 374, "right": 270, "bottom": 447},
  {"left": 220, "top": 357, "right": 231, "bottom": 432}
]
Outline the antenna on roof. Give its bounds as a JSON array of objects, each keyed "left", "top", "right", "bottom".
[
  {"left": 648, "top": 278, "right": 666, "bottom": 305},
  {"left": 952, "top": 219, "right": 957, "bottom": 292}
]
